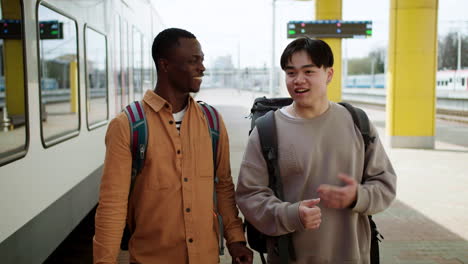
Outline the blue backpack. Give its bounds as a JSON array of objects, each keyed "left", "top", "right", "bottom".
[{"left": 120, "top": 100, "right": 224, "bottom": 255}]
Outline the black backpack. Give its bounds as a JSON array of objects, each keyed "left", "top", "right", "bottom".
[{"left": 246, "top": 96, "right": 383, "bottom": 264}]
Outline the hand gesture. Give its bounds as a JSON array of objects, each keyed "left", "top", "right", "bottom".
[
  {"left": 317, "top": 173, "right": 357, "bottom": 209},
  {"left": 298, "top": 198, "right": 321, "bottom": 229},
  {"left": 227, "top": 242, "right": 253, "bottom": 264}
]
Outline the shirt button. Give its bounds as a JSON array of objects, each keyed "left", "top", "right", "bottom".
[
  {"left": 169, "top": 120, "right": 174, "bottom": 125},
  {"left": 186, "top": 208, "right": 191, "bottom": 213},
  {"left": 188, "top": 238, "right": 193, "bottom": 243},
  {"left": 184, "top": 178, "right": 188, "bottom": 182},
  {"left": 177, "top": 150, "right": 181, "bottom": 154}
]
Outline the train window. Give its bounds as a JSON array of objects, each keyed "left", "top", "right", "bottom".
[
  {"left": 85, "top": 26, "right": 108, "bottom": 129},
  {"left": 0, "top": 0, "right": 27, "bottom": 165},
  {"left": 142, "top": 36, "right": 153, "bottom": 91},
  {"left": 133, "top": 27, "right": 143, "bottom": 100},
  {"left": 113, "top": 15, "right": 122, "bottom": 114},
  {"left": 121, "top": 19, "right": 129, "bottom": 109},
  {"left": 38, "top": 4, "right": 79, "bottom": 147},
  {"left": 462, "top": 78, "right": 465, "bottom": 87}
]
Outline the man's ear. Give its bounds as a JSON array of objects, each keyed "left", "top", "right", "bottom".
[
  {"left": 326, "top": 67, "right": 334, "bottom": 84},
  {"left": 159, "top": 58, "right": 169, "bottom": 73}
]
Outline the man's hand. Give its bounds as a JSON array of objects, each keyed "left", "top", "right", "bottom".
[
  {"left": 298, "top": 198, "right": 321, "bottom": 229},
  {"left": 227, "top": 242, "right": 253, "bottom": 264},
  {"left": 317, "top": 173, "right": 358, "bottom": 209}
]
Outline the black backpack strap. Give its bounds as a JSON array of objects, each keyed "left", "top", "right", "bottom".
[
  {"left": 338, "top": 102, "right": 381, "bottom": 264},
  {"left": 255, "top": 110, "right": 296, "bottom": 264},
  {"left": 338, "top": 102, "right": 375, "bottom": 151},
  {"left": 255, "top": 111, "right": 282, "bottom": 197}
]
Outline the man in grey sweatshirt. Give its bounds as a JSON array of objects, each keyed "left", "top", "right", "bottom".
[{"left": 235, "top": 38, "right": 397, "bottom": 264}]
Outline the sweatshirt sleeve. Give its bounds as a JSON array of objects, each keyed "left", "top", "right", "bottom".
[
  {"left": 235, "top": 127, "right": 304, "bottom": 237},
  {"left": 214, "top": 114, "right": 246, "bottom": 244},
  {"left": 352, "top": 121, "right": 397, "bottom": 215},
  {"left": 93, "top": 114, "right": 132, "bottom": 264}
]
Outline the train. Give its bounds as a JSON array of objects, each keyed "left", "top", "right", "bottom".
[
  {"left": 0, "top": 0, "right": 163, "bottom": 263},
  {"left": 344, "top": 70, "right": 468, "bottom": 91}
]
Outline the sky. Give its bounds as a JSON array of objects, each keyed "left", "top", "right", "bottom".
[{"left": 152, "top": 0, "right": 467, "bottom": 68}]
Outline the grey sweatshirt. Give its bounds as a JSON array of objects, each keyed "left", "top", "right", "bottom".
[{"left": 236, "top": 102, "right": 397, "bottom": 264}]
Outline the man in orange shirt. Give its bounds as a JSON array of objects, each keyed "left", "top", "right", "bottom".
[{"left": 94, "top": 28, "right": 253, "bottom": 264}]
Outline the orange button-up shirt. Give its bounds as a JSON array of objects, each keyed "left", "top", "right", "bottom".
[{"left": 94, "top": 90, "right": 245, "bottom": 264}]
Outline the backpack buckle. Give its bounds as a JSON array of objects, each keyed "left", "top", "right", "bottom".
[{"left": 139, "top": 144, "right": 145, "bottom": 159}]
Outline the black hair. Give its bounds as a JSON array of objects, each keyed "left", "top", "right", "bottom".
[
  {"left": 280, "top": 37, "right": 334, "bottom": 70},
  {"left": 151, "top": 28, "right": 196, "bottom": 71}
]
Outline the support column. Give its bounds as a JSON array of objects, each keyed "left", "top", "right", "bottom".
[
  {"left": 386, "top": 0, "right": 438, "bottom": 148},
  {"left": 69, "top": 61, "right": 78, "bottom": 113},
  {"left": 315, "top": 0, "right": 342, "bottom": 102},
  {"left": 2, "top": 0, "right": 25, "bottom": 117}
]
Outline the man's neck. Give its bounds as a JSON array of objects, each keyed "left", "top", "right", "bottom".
[
  {"left": 154, "top": 84, "right": 190, "bottom": 113},
  {"left": 292, "top": 98, "right": 330, "bottom": 119}
]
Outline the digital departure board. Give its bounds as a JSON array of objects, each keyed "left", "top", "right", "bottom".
[
  {"left": 287, "top": 20, "right": 372, "bottom": 39},
  {"left": 0, "top": 20, "right": 22, "bottom": 39},
  {"left": 0, "top": 20, "right": 64, "bottom": 39},
  {"left": 39, "top": 20, "right": 63, "bottom": 40}
]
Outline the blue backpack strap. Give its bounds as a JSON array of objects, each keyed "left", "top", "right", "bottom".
[
  {"left": 197, "top": 101, "right": 224, "bottom": 256},
  {"left": 123, "top": 101, "right": 148, "bottom": 195}
]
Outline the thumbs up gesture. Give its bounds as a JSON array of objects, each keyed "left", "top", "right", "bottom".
[{"left": 299, "top": 198, "right": 321, "bottom": 230}]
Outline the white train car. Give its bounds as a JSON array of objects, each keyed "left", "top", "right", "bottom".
[
  {"left": 0, "top": 0, "right": 163, "bottom": 262},
  {"left": 345, "top": 70, "right": 468, "bottom": 91},
  {"left": 344, "top": 73, "right": 385, "bottom": 88},
  {"left": 436, "top": 69, "right": 468, "bottom": 91}
]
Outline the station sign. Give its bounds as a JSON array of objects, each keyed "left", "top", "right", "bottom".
[
  {"left": 0, "top": 20, "right": 64, "bottom": 40},
  {"left": 287, "top": 20, "right": 372, "bottom": 39}
]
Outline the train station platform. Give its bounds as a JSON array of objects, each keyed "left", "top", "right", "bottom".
[
  {"left": 195, "top": 88, "right": 468, "bottom": 264},
  {"left": 44, "top": 87, "right": 468, "bottom": 264}
]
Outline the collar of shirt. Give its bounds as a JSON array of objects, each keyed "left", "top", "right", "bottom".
[{"left": 142, "top": 89, "right": 194, "bottom": 114}]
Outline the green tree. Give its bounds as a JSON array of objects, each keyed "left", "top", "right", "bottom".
[
  {"left": 369, "top": 47, "right": 385, "bottom": 74},
  {"left": 347, "top": 47, "right": 385, "bottom": 75},
  {"left": 438, "top": 32, "right": 468, "bottom": 70},
  {"left": 348, "top": 57, "right": 372, "bottom": 74}
]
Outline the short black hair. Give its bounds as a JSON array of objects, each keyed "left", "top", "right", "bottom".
[
  {"left": 280, "top": 37, "right": 334, "bottom": 70},
  {"left": 152, "top": 28, "right": 196, "bottom": 71}
]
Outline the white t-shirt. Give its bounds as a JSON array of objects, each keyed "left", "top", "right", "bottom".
[{"left": 173, "top": 106, "right": 187, "bottom": 133}]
